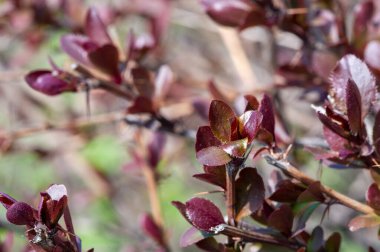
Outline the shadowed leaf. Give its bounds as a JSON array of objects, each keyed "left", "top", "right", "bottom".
[
  {"left": 325, "top": 232, "right": 341, "bottom": 252},
  {"left": 180, "top": 227, "right": 211, "bottom": 248},
  {"left": 196, "top": 126, "right": 222, "bottom": 152},
  {"left": 346, "top": 79, "right": 362, "bottom": 135},
  {"left": 259, "top": 94, "right": 275, "bottom": 143},
  {"left": 268, "top": 204, "right": 293, "bottom": 236},
  {"left": 307, "top": 226, "right": 324, "bottom": 252},
  {"left": 88, "top": 44, "right": 121, "bottom": 84},
  {"left": 366, "top": 183, "right": 380, "bottom": 211}
]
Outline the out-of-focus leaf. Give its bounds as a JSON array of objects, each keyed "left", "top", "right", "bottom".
[
  {"left": 185, "top": 198, "right": 225, "bottom": 232},
  {"left": 220, "top": 138, "right": 247, "bottom": 158},
  {"left": 293, "top": 202, "right": 320, "bottom": 235},
  {"left": 127, "top": 96, "right": 155, "bottom": 114},
  {"left": 196, "top": 146, "right": 232, "bottom": 166},
  {"left": 131, "top": 67, "right": 154, "bottom": 98},
  {"left": 60, "top": 34, "right": 95, "bottom": 66},
  {"left": 235, "top": 167, "right": 265, "bottom": 220},
  {"left": 0, "top": 193, "right": 17, "bottom": 209},
  {"left": 209, "top": 100, "right": 235, "bottom": 142},
  {"left": 346, "top": 79, "right": 362, "bottom": 135},
  {"left": 5, "top": 202, "right": 34, "bottom": 225},
  {"left": 353, "top": 0, "right": 374, "bottom": 48},
  {"left": 147, "top": 132, "right": 166, "bottom": 169},
  {"left": 244, "top": 95, "right": 259, "bottom": 111},
  {"left": 348, "top": 214, "right": 380, "bottom": 231},
  {"left": 307, "top": 226, "right": 324, "bottom": 252},
  {"left": 366, "top": 183, "right": 380, "bottom": 211},
  {"left": 140, "top": 213, "right": 166, "bottom": 248},
  {"left": 239, "top": 111, "right": 263, "bottom": 142},
  {"left": 154, "top": 65, "right": 173, "bottom": 101},
  {"left": 267, "top": 204, "right": 293, "bottom": 237},
  {"left": 297, "top": 182, "right": 325, "bottom": 203},
  {"left": 85, "top": 8, "right": 112, "bottom": 46},
  {"left": 373, "top": 110, "right": 380, "bottom": 156},
  {"left": 364, "top": 40, "right": 380, "bottom": 72},
  {"left": 259, "top": 94, "right": 275, "bottom": 143},
  {"left": 208, "top": 80, "right": 229, "bottom": 102},
  {"left": 330, "top": 54, "right": 376, "bottom": 118},
  {"left": 200, "top": 0, "right": 252, "bottom": 27},
  {"left": 323, "top": 126, "right": 350, "bottom": 154},
  {"left": 325, "top": 232, "right": 341, "bottom": 252},
  {"left": 196, "top": 126, "right": 222, "bottom": 152},
  {"left": 88, "top": 44, "right": 121, "bottom": 84}
]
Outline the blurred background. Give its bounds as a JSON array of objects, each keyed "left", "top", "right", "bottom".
[{"left": 0, "top": 0, "right": 377, "bottom": 251}]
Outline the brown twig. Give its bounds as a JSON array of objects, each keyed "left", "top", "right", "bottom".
[
  {"left": 218, "top": 225, "right": 302, "bottom": 250},
  {"left": 264, "top": 155, "right": 376, "bottom": 215}
]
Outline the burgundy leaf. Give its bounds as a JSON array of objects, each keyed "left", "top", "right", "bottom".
[
  {"left": 6, "top": 202, "right": 35, "bottom": 226},
  {"left": 250, "top": 200, "right": 275, "bottom": 225},
  {"left": 131, "top": 67, "right": 155, "bottom": 98},
  {"left": 196, "top": 126, "right": 222, "bottom": 152},
  {"left": 330, "top": 54, "right": 376, "bottom": 118},
  {"left": 60, "top": 34, "right": 95, "bottom": 66},
  {"left": 85, "top": 7, "right": 112, "bottom": 45},
  {"left": 127, "top": 96, "right": 155, "bottom": 114},
  {"left": 172, "top": 201, "right": 187, "bottom": 221},
  {"left": 346, "top": 79, "right": 362, "bottom": 135},
  {"left": 353, "top": 0, "right": 374, "bottom": 47},
  {"left": 200, "top": 0, "right": 252, "bottom": 27},
  {"left": 0, "top": 193, "right": 18, "bottom": 210},
  {"left": 25, "top": 70, "right": 77, "bottom": 96},
  {"left": 366, "top": 183, "right": 380, "bottom": 211},
  {"left": 140, "top": 213, "right": 166, "bottom": 248},
  {"left": 235, "top": 167, "right": 265, "bottom": 220},
  {"left": 88, "top": 44, "right": 121, "bottom": 84},
  {"left": 267, "top": 204, "right": 293, "bottom": 237},
  {"left": 325, "top": 232, "right": 341, "bottom": 252},
  {"left": 348, "top": 214, "right": 380, "bottom": 231},
  {"left": 259, "top": 94, "right": 275, "bottom": 143},
  {"left": 239, "top": 110, "right": 263, "bottom": 142},
  {"left": 193, "top": 172, "right": 226, "bottom": 189},
  {"left": 196, "top": 146, "right": 232, "bottom": 166},
  {"left": 316, "top": 110, "right": 350, "bottom": 139},
  {"left": 185, "top": 198, "right": 225, "bottom": 232},
  {"left": 297, "top": 182, "right": 325, "bottom": 203},
  {"left": 209, "top": 100, "right": 235, "bottom": 143},
  {"left": 147, "top": 132, "right": 166, "bottom": 169},
  {"left": 323, "top": 126, "right": 350, "bottom": 154},
  {"left": 220, "top": 138, "right": 248, "bottom": 158},
  {"left": 374, "top": 110, "right": 380, "bottom": 156}
]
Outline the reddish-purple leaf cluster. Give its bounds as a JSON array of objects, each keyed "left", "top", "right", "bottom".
[{"left": 0, "top": 184, "right": 82, "bottom": 252}]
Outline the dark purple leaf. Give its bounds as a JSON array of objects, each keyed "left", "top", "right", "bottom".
[
  {"left": 325, "top": 232, "right": 341, "bottom": 252},
  {"left": 239, "top": 111, "right": 263, "bottom": 143},
  {"left": 88, "top": 44, "right": 121, "bottom": 84},
  {"left": 127, "top": 96, "right": 155, "bottom": 114},
  {"left": 297, "top": 182, "right": 325, "bottom": 203},
  {"left": 316, "top": 110, "right": 350, "bottom": 139},
  {"left": 60, "top": 34, "right": 95, "bottom": 66},
  {"left": 172, "top": 201, "right": 187, "bottom": 221},
  {"left": 307, "top": 226, "right": 324, "bottom": 252},
  {"left": 25, "top": 70, "right": 77, "bottom": 96},
  {"left": 196, "top": 237, "right": 221, "bottom": 252},
  {"left": 196, "top": 146, "right": 232, "bottom": 166},
  {"left": 85, "top": 7, "right": 112, "bottom": 45},
  {"left": 6, "top": 202, "right": 35, "bottom": 226},
  {"left": 323, "top": 126, "right": 350, "bottom": 154},
  {"left": 374, "top": 110, "right": 380, "bottom": 156},
  {"left": 330, "top": 54, "right": 376, "bottom": 118},
  {"left": 269, "top": 180, "right": 305, "bottom": 202},
  {"left": 147, "top": 132, "right": 166, "bottom": 169},
  {"left": 185, "top": 198, "right": 225, "bottom": 232},
  {"left": 140, "top": 213, "right": 166, "bottom": 248},
  {"left": 348, "top": 214, "right": 380, "bottom": 231},
  {"left": 250, "top": 200, "right": 275, "bottom": 225},
  {"left": 0, "top": 193, "right": 17, "bottom": 209},
  {"left": 267, "top": 205, "right": 293, "bottom": 237},
  {"left": 209, "top": 100, "right": 235, "bottom": 143},
  {"left": 235, "top": 167, "right": 265, "bottom": 220},
  {"left": 259, "top": 94, "right": 275, "bottom": 143},
  {"left": 346, "top": 79, "right": 362, "bottom": 135},
  {"left": 366, "top": 183, "right": 380, "bottom": 211},
  {"left": 196, "top": 126, "right": 222, "bottom": 152},
  {"left": 200, "top": 0, "right": 252, "bottom": 27},
  {"left": 220, "top": 138, "right": 248, "bottom": 158},
  {"left": 193, "top": 172, "right": 226, "bottom": 189}
]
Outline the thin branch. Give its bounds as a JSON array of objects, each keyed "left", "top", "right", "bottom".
[
  {"left": 264, "top": 155, "right": 376, "bottom": 215},
  {"left": 217, "top": 225, "right": 302, "bottom": 250}
]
